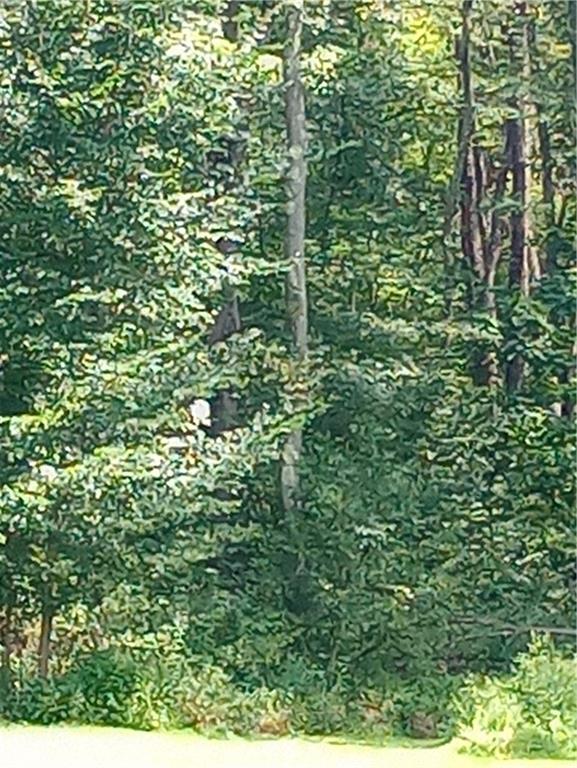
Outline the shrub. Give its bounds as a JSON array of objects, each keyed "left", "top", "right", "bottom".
[
  {"left": 454, "top": 635, "right": 577, "bottom": 759},
  {"left": 379, "top": 675, "right": 461, "bottom": 739},
  {"left": 9, "top": 647, "right": 145, "bottom": 727},
  {"left": 6, "top": 637, "right": 293, "bottom": 735},
  {"left": 291, "top": 689, "right": 350, "bottom": 735},
  {"left": 8, "top": 630, "right": 574, "bottom": 751}
]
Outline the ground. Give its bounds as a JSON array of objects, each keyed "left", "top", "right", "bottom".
[{"left": 0, "top": 726, "right": 572, "bottom": 768}]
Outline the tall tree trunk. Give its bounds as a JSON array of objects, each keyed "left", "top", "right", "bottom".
[
  {"left": 484, "top": 128, "right": 510, "bottom": 308},
  {"left": 562, "top": 2, "right": 576, "bottom": 417},
  {"left": 203, "top": 14, "right": 250, "bottom": 437},
  {"left": 506, "top": 1, "right": 533, "bottom": 393},
  {"left": 453, "top": 0, "right": 501, "bottom": 385},
  {"left": 528, "top": 9, "right": 572, "bottom": 416},
  {"left": 506, "top": 117, "right": 530, "bottom": 297},
  {"left": 443, "top": 0, "right": 475, "bottom": 315},
  {"left": 537, "top": 119, "right": 556, "bottom": 272},
  {"left": 281, "top": 0, "right": 308, "bottom": 516}
]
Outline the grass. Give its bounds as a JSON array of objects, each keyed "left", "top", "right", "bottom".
[{"left": 0, "top": 725, "right": 574, "bottom": 768}]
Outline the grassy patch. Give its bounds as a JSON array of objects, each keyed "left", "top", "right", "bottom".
[{"left": 0, "top": 725, "right": 575, "bottom": 768}]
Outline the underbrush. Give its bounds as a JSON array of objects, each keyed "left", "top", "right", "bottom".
[
  {"left": 2, "top": 631, "right": 574, "bottom": 759},
  {"left": 1, "top": 649, "right": 456, "bottom": 739},
  {"left": 454, "top": 636, "right": 576, "bottom": 760},
  {"left": 4, "top": 647, "right": 289, "bottom": 735}
]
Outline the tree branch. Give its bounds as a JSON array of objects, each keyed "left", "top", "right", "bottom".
[{"left": 452, "top": 615, "right": 577, "bottom": 637}]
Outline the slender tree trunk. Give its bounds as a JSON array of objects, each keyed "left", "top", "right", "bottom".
[
  {"left": 537, "top": 119, "right": 556, "bottom": 272},
  {"left": 505, "top": 122, "right": 529, "bottom": 393},
  {"left": 38, "top": 604, "right": 53, "bottom": 678},
  {"left": 281, "top": 0, "right": 308, "bottom": 515},
  {"left": 527, "top": 9, "right": 573, "bottom": 416},
  {"left": 506, "top": 1, "right": 533, "bottom": 393},
  {"left": 0, "top": 606, "right": 12, "bottom": 691},
  {"left": 443, "top": 0, "right": 475, "bottom": 315},
  {"left": 221, "top": 0, "right": 240, "bottom": 43},
  {"left": 484, "top": 127, "right": 510, "bottom": 309},
  {"left": 461, "top": 147, "right": 486, "bottom": 296},
  {"left": 569, "top": 0, "right": 576, "bottom": 79},
  {"left": 507, "top": 119, "right": 530, "bottom": 297},
  {"left": 562, "top": 1, "right": 576, "bottom": 416},
  {"left": 204, "top": 13, "right": 250, "bottom": 436},
  {"left": 536, "top": 116, "right": 570, "bottom": 416},
  {"left": 452, "top": 0, "right": 501, "bottom": 386}
]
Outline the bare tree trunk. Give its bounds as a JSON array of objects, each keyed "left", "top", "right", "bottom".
[
  {"left": 536, "top": 113, "right": 570, "bottom": 416},
  {"left": 506, "top": 1, "right": 533, "bottom": 393},
  {"left": 461, "top": 148, "right": 486, "bottom": 297},
  {"left": 537, "top": 119, "right": 556, "bottom": 272},
  {"left": 203, "top": 13, "right": 249, "bottom": 437},
  {"left": 0, "top": 606, "right": 12, "bottom": 691},
  {"left": 526, "top": 9, "right": 573, "bottom": 416},
  {"left": 281, "top": 0, "right": 308, "bottom": 516},
  {"left": 443, "top": 0, "right": 475, "bottom": 315},
  {"left": 484, "top": 128, "right": 510, "bottom": 309},
  {"left": 569, "top": 0, "right": 576, "bottom": 80},
  {"left": 221, "top": 0, "right": 240, "bottom": 43},
  {"left": 507, "top": 119, "right": 530, "bottom": 297},
  {"left": 452, "top": 0, "right": 501, "bottom": 386},
  {"left": 38, "top": 604, "right": 53, "bottom": 678}
]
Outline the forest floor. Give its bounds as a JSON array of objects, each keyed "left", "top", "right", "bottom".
[{"left": 0, "top": 725, "right": 573, "bottom": 768}]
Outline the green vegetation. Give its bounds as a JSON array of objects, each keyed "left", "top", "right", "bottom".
[
  {"left": 5, "top": 631, "right": 575, "bottom": 758},
  {"left": 455, "top": 637, "right": 576, "bottom": 759},
  {"left": 0, "top": 0, "right": 574, "bottom": 761}
]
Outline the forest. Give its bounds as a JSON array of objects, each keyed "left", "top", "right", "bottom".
[{"left": 0, "top": 0, "right": 575, "bottom": 761}]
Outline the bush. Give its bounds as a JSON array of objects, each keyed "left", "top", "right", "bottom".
[
  {"left": 6, "top": 637, "right": 293, "bottom": 735},
  {"left": 454, "top": 635, "right": 577, "bottom": 759},
  {"left": 4, "top": 633, "right": 458, "bottom": 739},
  {"left": 291, "top": 689, "right": 350, "bottom": 735},
  {"left": 7, "top": 629, "right": 574, "bottom": 752},
  {"left": 8, "top": 647, "right": 147, "bottom": 727}
]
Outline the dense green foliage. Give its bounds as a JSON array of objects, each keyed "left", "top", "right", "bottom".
[
  {"left": 5, "top": 632, "right": 576, "bottom": 759},
  {"left": 455, "top": 637, "right": 577, "bottom": 759},
  {"left": 0, "top": 0, "right": 574, "bottom": 757}
]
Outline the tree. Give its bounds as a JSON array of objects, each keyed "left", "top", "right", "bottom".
[
  {"left": 281, "top": 0, "right": 309, "bottom": 517},
  {"left": 505, "top": 0, "right": 534, "bottom": 393}
]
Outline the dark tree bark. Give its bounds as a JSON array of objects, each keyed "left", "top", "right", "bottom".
[
  {"left": 454, "top": 0, "right": 503, "bottom": 386},
  {"left": 483, "top": 131, "right": 511, "bottom": 310},
  {"left": 0, "top": 606, "right": 12, "bottom": 691},
  {"left": 507, "top": 117, "right": 530, "bottom": 298},
  {"left": 38, "top": 603, "right": 53, "bottom": 678},
  {"left": 221, "top": 1, "right": 240, "bottom": 43},
  {"left": 460, "top": 147, "right": 485, "bottom": 291},
  {"left": 443, "top": 0, "right": 475, "bottom": 316},
  {"left": 505, "top": 1, "right": 533, "bottom": 393},
  {"left": 207, "top": 274, "right": 241, "bottom": 437},
  {"left": 204, "top": 13, "right": 250, "bottom": 437},
  {"left": 537, "top": 119, "right": 556, "bottom": 271},
  {"left": 208, "top": 290, "right": 241, "bottom": 347}
]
